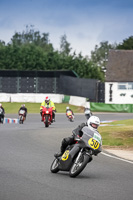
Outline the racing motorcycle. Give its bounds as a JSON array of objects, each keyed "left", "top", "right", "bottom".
[
  {"left": 42, "top": 106, "right": 53, "bottom": 127},
  {"left": 84, "top": 108, "right": 92, "bottom": 120},
  {"left": 66, "top": 110, "right": 74, "bottom": 122},
  {"left": 0, "top": 108, "right": 4, "bottom": 124},
  {"left": 19, "top": 110, "right": 26, "bottom": 124},
  {"left": 50, "top": 126, "right": 102, "bottom": 178}
]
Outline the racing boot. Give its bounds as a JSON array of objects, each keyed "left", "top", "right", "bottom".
[{"left": 54, "top": 151, "right": 63, "bottom": 158}]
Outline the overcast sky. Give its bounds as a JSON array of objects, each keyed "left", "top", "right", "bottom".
[{"left": 0, "top": 0, "right": 133, "bottom": 57}]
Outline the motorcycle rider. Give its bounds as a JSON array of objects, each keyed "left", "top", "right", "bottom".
[
  {"left": 40, "top": 96, "right": 56, "bottom": 122},
  {"left": 66, "top": 106, "right": 74, "bottom": 119},
  {"left": 0, "top": 103, "right": 5, "bottom": 123},
  {"left": 54, "top": 116, "right": 101, "bottom": 158},
  {"left": 18, "top": 104, "right": 28, "bottom": 119},
  {"left": 84, "top": 107, "right": 92, "bottom": 120}
]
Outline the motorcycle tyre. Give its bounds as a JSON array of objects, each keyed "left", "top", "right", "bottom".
[
  {"left": 69, "top": 154, "right": 90, "bottom": 178},
  {"left": 45, "top": 115, "right": 49, "bottom": 127},
  {"left": 70, "top": 118, "right": 74, "bottom": 122},
  {"left": 19, "top": 116, "right": 23, "bottom": 124},
  {"left": 50, "top": 158, "right": 60, "bottom": 173}
]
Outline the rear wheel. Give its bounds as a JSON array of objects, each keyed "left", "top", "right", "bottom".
[
  {"left": 69, "top": 154, "right": 90, "bottom": 178},
  {"left": 19, "top": 116, "right": 23, "bottom": 124},
  {"left": 50, "top": 158, "right": 60, "bottom": 173}
]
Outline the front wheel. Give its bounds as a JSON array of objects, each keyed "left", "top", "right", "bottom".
[
  {"left": 69, "top": 154, "right": 90, "bottom": 178},
  {"left": 45, "top": 115, "right": 49, "bottom": 127},
  {"left": 50, "top": 158, "right": 60, "bottom": 173}
]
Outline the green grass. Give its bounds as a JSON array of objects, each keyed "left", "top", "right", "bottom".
[
  {"left": 99, "top": 119, "right": 133, "bottom": 149},
  {"left": 2, "top": 102, "right": 84, "bottom": 114}
]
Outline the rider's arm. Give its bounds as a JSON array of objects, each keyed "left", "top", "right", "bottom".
[
  {"left": 2, "top": 108, "right": 5, "bottom": 114},
  {"left": 72, "top": 123, "right": 86, "bottom": 137},
  {"left": 51, "top": 101, "right": 55, "bottom": 110}
]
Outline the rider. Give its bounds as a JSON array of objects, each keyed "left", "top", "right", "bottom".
[
  {"left": 18, "top": 104, "right": 28, "bottom": 119},
  {"left": 66, "top": 106, "right": 74, "bottom": 117},
  {"left": 0, "top": 103, "right": 5, "bottom": 123},
  {"left": 54, "top": 116, "right": 101, "bottom": 157},
  {"left": 40, "top": 96, "right": 56, "bottom": 122},
  {"left": 84, "top": 107, "right": 92, "bottom": 119}
]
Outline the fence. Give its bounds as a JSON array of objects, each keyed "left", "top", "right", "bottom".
[{"left": 0, "top": 70, "right": 104, "bottom": 102}]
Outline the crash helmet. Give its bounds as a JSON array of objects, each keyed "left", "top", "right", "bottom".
[
  {"left": 66, "top": 107, "right": 69, "bottom": 110},
  {"left": 87, "top": 116, "right": 100, "bottom": 130},
  {"left": 21, "top": 104, "right": 25, "bottom": 107},
  {"left": 45, "top": 96, "right": 50, "bottom": 104},
  {"left": 0, "top": 103, "right": 2, "bottom": 107}
]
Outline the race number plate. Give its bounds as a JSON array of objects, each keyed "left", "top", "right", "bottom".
[
  {"left": 88, "top": 138, "right": 99, "bottom": 149},
  {"left": 61, "top": 150, "right": 70, "bottom": 161}
]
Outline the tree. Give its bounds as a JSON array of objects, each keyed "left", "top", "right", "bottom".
[
  {"left": 60, "top": 34, "right": 72, "bottom": 56},
  {"left": 90, "top": 41, "right": 116, "bottom": 73},
  {"left": 10, "top": 25, "right": 53, "bottom": 52},
  {"left": 116, "top": 36, "right": 133, "bottom": 50}
]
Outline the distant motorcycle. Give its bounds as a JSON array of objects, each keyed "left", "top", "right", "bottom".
[
  {"left": 19, "top": 110, "right": 26, "bottom": 124},
  {"left": 0, "top": 108, "right": 4, "bottom": 124},
  {"left": 66, "top": 111, "right": 74, "bottom": 122},
  {"left": 50, "top": 126, "right": 102, "bottom": 178},
  {"left": 84, "top": 108, "right": 92, "bottom": 120},
  {"left": 42, "top": 106, "right": 53, "bottom": 127}
]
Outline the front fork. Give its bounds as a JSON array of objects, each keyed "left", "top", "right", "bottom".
[
  {"left": 74, "top": 149, "right": 83, "bottom": 164},
  {"left": 75, "top": 149, "right": 93, "bottom": 164}
]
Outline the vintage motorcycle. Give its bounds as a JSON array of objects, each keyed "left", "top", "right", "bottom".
[
  {"left": 50, "top": 126, "right": 102, "bottom": 178},
  {"left": 19, "top": 110, "right": 26, "bottom": 124},
  {"left": 84, "top": 108, "right": 92, "bottom": 120},
  {"left": 66, "top": 110, "right": 74, "bottom": 122},
  {"left": 0, "top": 108, "right": 4, "bottom": 124},
  {"left": 42, "top": 106, "right": 53, "bottom": 127}
]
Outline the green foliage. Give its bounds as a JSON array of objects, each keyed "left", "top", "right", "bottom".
[
  {"left": 116, "top": 36, "right": 133, "bottom": 50},
  {"left": 90, "top": 41, "right": 117, "bottom": 75},
  {"left": 5, "top": 25, "right": 133, "bottom": 81}
]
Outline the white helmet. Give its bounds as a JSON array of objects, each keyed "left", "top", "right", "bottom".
[
  {"left": 66, "top": 107, "right": 69, "bottom": 110},
  {"left": 0, "top": 103, "right": 2, "bottom": 107},
  {"left": 87, "top": 116, "right": 100, "bottom": 130}
]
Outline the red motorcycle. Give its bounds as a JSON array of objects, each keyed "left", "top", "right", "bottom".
[{"left": 42, "top": 106, "right": 53, "bottom": 127}]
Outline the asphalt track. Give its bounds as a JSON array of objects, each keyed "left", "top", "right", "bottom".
[{"left": 0, "top": 113, "right": 133, "bottom": 200}]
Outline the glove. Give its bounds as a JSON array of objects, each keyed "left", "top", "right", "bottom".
[{"left": 75, "top": 135, "right": 81, "bottom": 141}]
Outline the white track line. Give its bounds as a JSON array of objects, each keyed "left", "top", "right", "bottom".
[{"left": 101, "top": 152, "right": 133, "bottom": 164}]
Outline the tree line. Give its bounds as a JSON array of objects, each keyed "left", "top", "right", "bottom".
[{"left": 0, "top": 25, "right": 133, "bottom": 81}]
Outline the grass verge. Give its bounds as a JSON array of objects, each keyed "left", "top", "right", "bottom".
[
  {"left": 99, "top": 119, "right": 133, "bottom": 149},
  {"left": 1, "top": 102, "right": 84, "bottom": 114}
]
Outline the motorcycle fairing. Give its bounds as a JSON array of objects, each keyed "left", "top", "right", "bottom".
[{"left": 58, "top": 144, "right": 80, "bottom": 171}]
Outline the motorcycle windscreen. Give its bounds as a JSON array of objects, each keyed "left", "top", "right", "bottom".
[{"left": 82, "top": 127, "right": 102, "bottom": 153}]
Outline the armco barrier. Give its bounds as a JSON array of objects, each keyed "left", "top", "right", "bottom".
[
  {"left": 4, "top": 118, "right": 19, "bottom": 124},
  {"left": 90, "top": 102, "right": 133, "bottom": 113}
]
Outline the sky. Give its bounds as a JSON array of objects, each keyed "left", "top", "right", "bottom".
[{"left": 0, "top": 0, "right": 133, "bottom": 57}]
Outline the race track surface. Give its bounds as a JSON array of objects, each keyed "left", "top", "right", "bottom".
[{"left": 0, "top": 113, "right": 133, "bottom": 200}]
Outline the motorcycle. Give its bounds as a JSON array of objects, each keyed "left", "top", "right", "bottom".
[
  {"left": 0, "top": 108, "right": 4, "bottom": 124},
  {"left": 84, "top": 108, "right": 92, "bottom": 120},
  {"left": 66, "top": 111, "right": 74, "bottom": 122},
  {"left": 19, "top": 110, "right": 26, "bottom": 124},
  {"left": 42, "top": 106, "right": 53, "bottom": 127},
  {"left": 50, "top": 126, "right": 102, "bottom": 178}
]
